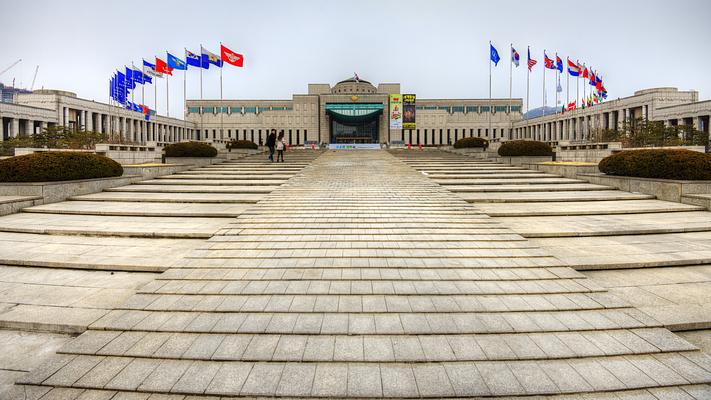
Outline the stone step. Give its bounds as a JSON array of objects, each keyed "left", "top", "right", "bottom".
[
  {"left": 0, "top": 232, "right": 201, "bottom": 272},
  {"left": 0, "top": 195, "right": 43, "bottom": 216},
  {"left": 495, "top": 211, "right": 711, "bottom": 237},
  {"left": 458, "top": 190, "right": 655, "bottom": 203},
  {"left": 20, "top": 201, "right": 251, "bottom": 217},
  {"left": 446, "top": 183, "right": 613, "bottom": 193},
  {"left": 0, "top": 212, "right": 232, "bottom": 238},
  {"left": 532, "top": 232, "right": 711, "bottom": 271},
  {"left": 476, "top": 199, "right": 705, "bottom": 216},
  {"left": 89, "top": 308, "right": 659, "bottom": 334},
  {"left": 137, "top": 178, "right": 288, "bottom": 186},
  {"left": 105, "top": 184, "right": 278, "bottom": 194},
  {"left": 70, "top": 192, "right": 264, "bottom": 203},
  {"left": 158, "top": 174, "right": 296, "bottom": 180},
  {"left": 57, "top": 328, "right": 696, "bottom": 362},
  {"left": 432, "top": 177, "right": 584, "bottom": 184}
]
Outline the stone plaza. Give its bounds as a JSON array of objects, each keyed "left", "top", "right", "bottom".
[{"left": 0, "top": 147, "right": 710, "bottom": 399}]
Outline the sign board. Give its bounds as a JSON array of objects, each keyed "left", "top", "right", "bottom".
[
  {"left": 389, "top": 94, "right": 402, "bottom": 129},
  {"left": 329, "top": 143, "right": 382, "bottom": 150},
  {"left": 403, "top": 94, "right": 416, "bottom": 130}
]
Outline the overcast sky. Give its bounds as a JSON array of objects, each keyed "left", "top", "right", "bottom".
[{"left": 2, "top": 0, "right": 710, "bottom": 118}]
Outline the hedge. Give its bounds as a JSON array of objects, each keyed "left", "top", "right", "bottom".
[
  {"left": 498, "top": 140, "right": 553, "bottom": 157},
  {"left": 0, "top": 152, "right": 123, "bottom": 182},
  {"left": 164, "top": 141, "right": 217, "bottom": 157},
  {"left": 453, "top": 137, "right": 489, "bottom": 149},
  {"left": 598, "top": 149, "right": 711, "bottom": 180},
  {"left": 227, "top": 140, "right": 258, "bottom": 150}
]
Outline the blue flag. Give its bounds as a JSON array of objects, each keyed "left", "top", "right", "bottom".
[
  {"left": 185, "top": 49, "right": 203, "bottom": 68},
  {"left": 142, "top": 73, "right": 152, "bottom": 84},
  {"left": 490, "top": 44, "right": 500, "bottom": 66},
  {"left": 167, "top": 53, "right": 187, "bottom": 70},
  {"left": 132, "top": 68, "right": 144, "bottom": 84},
  {"left": 201, "top": 46, "right": 223, "bottom": 68},
  {"left": 116, "top": 71, "right": 126, "bottom": 105}
]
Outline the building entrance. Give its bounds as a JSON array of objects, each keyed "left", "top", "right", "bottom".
[{"left": 325, "top": 103, "right": 383, "bottom": 144}]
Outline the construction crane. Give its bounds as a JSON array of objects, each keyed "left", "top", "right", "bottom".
[
  {"left": 0, "top": 59, "right": 22, "bottom": 78},
  {"left": 30, "top": 65, "right": 39, "bottom": 90}
]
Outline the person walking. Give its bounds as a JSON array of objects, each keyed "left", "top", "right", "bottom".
[
  {"left": 266, "top": 129, "right": 277, "bottom": 162},
  {"left": 276, "top": 131, "right": 286, "bottom": 162}
]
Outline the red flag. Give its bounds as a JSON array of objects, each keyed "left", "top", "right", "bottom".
[
  {"left": 220, "top": 44, "right": 244, "bottom": 67},
  {"left": 155, "top": 57, "right": 173, "bottom": 75},
  {"left": 141, "top": 105, "right": 149, "bottom": 115}
]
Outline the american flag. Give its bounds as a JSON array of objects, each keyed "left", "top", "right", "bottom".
[{"left": 527, "top": 48, "right": 537, "bottom": 71}]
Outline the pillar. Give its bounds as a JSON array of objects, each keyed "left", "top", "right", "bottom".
[
  {"left": 11, "top": 119, "right": 20, "bottom": 138},
  {"left": 87, "top": 111, "right": 93, "bottom": 132},
  {"left": 0, "top": 119, "right": 4, "bottom": 141}
]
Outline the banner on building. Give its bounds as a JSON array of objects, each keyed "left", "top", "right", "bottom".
[
  {"left": 389, "top": 94, "right": 403, "bottom": 129},
  {"left": 403, "top": 94, "right": 416, "bottom": 130}
]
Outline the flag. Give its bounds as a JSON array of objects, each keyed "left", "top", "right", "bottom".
[
  {"left": 142, "top": 73, "right": 152, "bottom": 84},
  {"left": 155, "top": 57, "right": 173, "bottom": 75},
  {"left": 490, "top": 43, "right": 500, "bottom": 66},
  {"left": 167, "top": 53, "right": 187, "bottom": 70},
  {"left": 527, "top": 48, "right": 537, "bottom": 71},
  {"left": 544, "top": 52, "right": 556, "bottom": 70},
  {"left": 589, "top": 70, "right": 596, "bottom": 86},
  {"left": 201, "top": 46, "right": 223, "bottom": 68},
  {"left": 567, "top": 101, "right": 577, "bottom": 111},
  {"left": 185, "top": 49, "right": 203, "bottom": 68},
  {"left": 132, "top": 67, "right": 144, "bottom": 84},
  {"left": 581, "top": 64, "right": 589, "bottom": 79},
  {"left": 220, "top": 44, "right": 244, "bottom": 67},
  {"left": 511, "top": 46, "right": 520, "bottom": 67},
  {"left": 567, "top": 59, "right": 580, "bottom": 76},
  {"left": 595, "top": 75, "right": 603, "bottom": 90},
  {"left": 555, "top": 55, "right": 563, "bottom": 72},
  {"left": 125, "top": 67, "right": 136, "bottom": 90},
  {"left": 116, "top": 71, "right": 126, "bottom": 105},
  {"left": 143, "top": 60, "right": 163, "bottom": 78}
]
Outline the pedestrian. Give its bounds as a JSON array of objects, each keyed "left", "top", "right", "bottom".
[
  {"left": 266, "top": 129, "right": 277, "bottom": 162},
  {"left": 276, "top": 131, "right": 286, "bottom": 162}
]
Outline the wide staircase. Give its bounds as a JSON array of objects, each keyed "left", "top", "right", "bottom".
[{"left": 15, "top": 150, "right": 711, "bottom": 399}]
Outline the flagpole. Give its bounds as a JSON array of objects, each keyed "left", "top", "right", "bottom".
[
  {"left": 183, "top": 66, "right": 187, "bottom": 142},
  {"left": 555, "top": 53, "right": 558, "bottom": 114},
  {"left": 542, "top": 50, "right": 546, "bottom": 118},
  {"left": 488, "top": 41, "right": 492, "bottom": 141},
  {"left": 220, "top": 42, "right": 224, "bottom": 141},
  {"left": 576, "top": 60, "right": 579, "bottom": 111},
  {"left": 166, "top": 71, "right": 170, "bottom": 118},
  {"left": 566, "top": 58, "right": 569, "bottom": 112},
  {"left": 200, "top": 45, "right": 204, "bottom": 141},
  {"left": 526, "top": 46, "right": 530, "bottom": 117},
  {"left": 508, "top": 43, "right": 512, "bottom": 115}
]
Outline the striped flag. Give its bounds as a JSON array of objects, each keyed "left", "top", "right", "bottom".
[{"left": 527, "top": 48, "right": 537, "bottom": 71}]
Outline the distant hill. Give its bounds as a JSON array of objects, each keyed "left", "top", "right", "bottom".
[{"left": 523, "top": 106, "right": 560, "bottom": 119}]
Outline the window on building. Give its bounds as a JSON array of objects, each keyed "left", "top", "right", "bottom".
[
  {"left": 451, "top": 106, "right": 464, "bottom": 113},
  {"left": 510, "top": 105, "right": 521, "bottom": 112},
  {"left": 480, "top": 106, "right": 490, "bottom": 113},
  {"left": 304, "top": 129, "right": 308, "bottom": 143},
  {"left": 244, "top": 107, "right": 257, "bottom": 114},
  {"left": 454, "top": 129, "right": 458, "bottom": 142},
  {"left": 187, "top": 107, "right": 201, "bottom": 114},
  {"left": 437, "top": 106, "right": 450, "bottom": 112},
  {"left": 495, "top": 105, "right": 507, "bottom": 113},
  {"left": 251, "top": 129, "right": 254, "bottom": 142},
  {"left": 416, "top": 129, "right": 420, "bottom": 145},
  {"left": 439, "top": 129, "right": 443, "bottom": 144},
  {"left": 202, "top": 107, "right": 215, "bottom": 114},
  {"left": 296, "top": 129, "right": 300, "bottom": 145},
  {"left": 288, "top": 129, "right": 292, "bottom": 144},
  {"left": 466, "top": 106, "right": 478, "bottom": 113},
  {"left": 230, "top": 107, "right": 241, "bottom": 113}
]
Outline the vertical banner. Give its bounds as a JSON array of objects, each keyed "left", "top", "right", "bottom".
[
  {"left": 389, "top": 94, "right": 402, "bottom": 129},
  {"left": 402, "top": 93, "right": 416, "bottom": 130}
]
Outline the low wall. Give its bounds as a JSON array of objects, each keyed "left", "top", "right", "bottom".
[
  {"left": 95, "top": 144, "right": 161, "bottom": 165},
  {"left": 0, "top": 196, "right": 43, "bottom": 216},
  {"left": 14, "top": 145, "right": 162, "bottom": 165},
  {"left": 580, "top": 173, "right": 711, "bottom": 203},
  {"left": 499, "top": 155, "right": 553, "bottom": 166},
  {"left": 522, "top": 163, "right": 600, "bottom": 180},
  {"left": 121, "top": 164, "right": 192, "bottom": 179},
  {"left": 555, "top": 143, "right": 706, "bottom": 163},
  {"left": 164, "top": 157, "right": 224, "bottom": 167},
  {"left": 0, "top": 175, "right": 142, "bottom": 205}
]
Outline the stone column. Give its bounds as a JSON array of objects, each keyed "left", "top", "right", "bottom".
[
  {"left": 0, "top": 119, "right": 4, "bottom": 141},
  {"left": 11, "top": 119, "right": 20, "bottom": 138},
  {"left": 63, "top": 107, "right": 69, "bottom": 127},
  {"left": 40, "top": 121, "right": 48, "bottom": 133},
  {"left": 86, "top": 111, "right": 93, "bottom": 132}
]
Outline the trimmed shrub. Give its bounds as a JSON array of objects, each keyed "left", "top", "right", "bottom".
[
  {"left": 227, "top": 140, "right": 258, "bottom": 150},
  {"left": 164, "top": 141, "right": 217, "bottom": 157},
  {"left": 598, "top": 149, "right": 711, "bottom": 180},
  {"left": 0, "top": 152, "right": 123, "bottom": 182},
  {"left": 453, "top": 137, "right": 489, "bottom": 149},
  {"left": 498, "top": 140, "right": 553, "bottom": 157}
]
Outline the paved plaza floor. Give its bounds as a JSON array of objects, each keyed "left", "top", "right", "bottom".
[{"left": 2, "top": 149, "right": 711, "bottom": 398}]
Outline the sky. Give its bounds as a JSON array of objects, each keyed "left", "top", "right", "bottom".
[{"left": 2, "top": 0, "right": 710, "bottom": 119}]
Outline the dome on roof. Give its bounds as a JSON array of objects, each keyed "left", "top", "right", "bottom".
[{"left": 331, "top": 75, "right": 377, "bottom": 94}]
